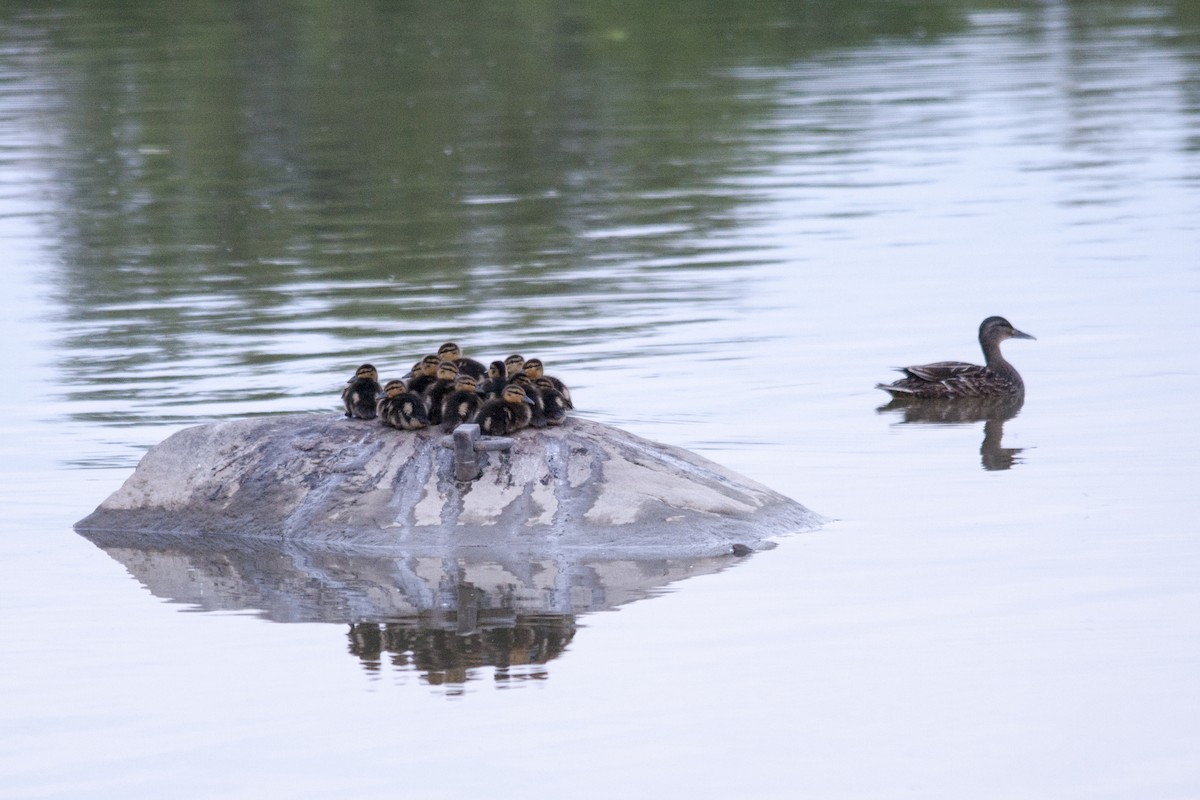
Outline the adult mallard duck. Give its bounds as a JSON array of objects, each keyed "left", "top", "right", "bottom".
[
  {"left": 437, "top": 342, "right": 489, "bottom": 380},
  {"left": 876, "top": 316, "right": 1035, "bottom": 399},
  {"left": 341, "top": 364, "right": 382, "bottom": 420},
  {"left": 475, "top": 383, "right": 535, "bottom": 436},
  {"left": 377, "top": 380, "right": 430, "bottom": 430},
  {"left": 440, "top": 374, "right": 484, "bottom": 431}
]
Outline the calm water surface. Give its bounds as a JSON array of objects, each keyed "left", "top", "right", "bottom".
[{"left": 2, "top": 2, "right": 1199, "bottom": 798}]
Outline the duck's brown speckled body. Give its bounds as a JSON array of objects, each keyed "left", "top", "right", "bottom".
[{"left": 877, "top": 316, "right": 1035, "bottom": 400}]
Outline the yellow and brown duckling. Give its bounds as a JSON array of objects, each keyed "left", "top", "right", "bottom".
[
  {"left": 533, "top": 376, "right": 569, "bottom": 425},
  {"left": 405, "top": 354, "right": 444, "bottom": 395},
  {"left": 509, "top": 374, "right": 548, "bottom": 428},
  {"left": 522, "top": 357, "right": 572, "bottom": 409},
  {"left": 377, "top": 379, "right": 430, "bottom": 430},
  {"left": 503, "top": 354, "right": 525, "bottom": 380},
  {"left": 475, "top": 383, "right": 535, "bottom": 436},
  {"left": 341, "top": 364, "right": 382, "bottom": 420},
  {"left": 876, "top": 316, "right": 1036, "bottom": 400},
  {"left": 423, "top": 360, "right": 460, "bottom": 425},
  {"left": 479, "top": 360, "right": 508, "bottom": 399},
  {"left": 437, "top": 342, "right": 489, "bottom": 380},
  {"left": 440, "top": 374, "right": 484, "bottom": 432}
]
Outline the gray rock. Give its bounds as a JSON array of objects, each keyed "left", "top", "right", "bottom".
[{"left": 75, "top": 414, "right": 822, "bottom": 558}]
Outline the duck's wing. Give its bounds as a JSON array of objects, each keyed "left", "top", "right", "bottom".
[{"left": 898, "top": 360, "right": 983, "bottom": 383}]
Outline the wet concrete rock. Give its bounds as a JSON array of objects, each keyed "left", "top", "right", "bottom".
[{"left": 75, "top": 414, "right": 822, "bottom": 557}]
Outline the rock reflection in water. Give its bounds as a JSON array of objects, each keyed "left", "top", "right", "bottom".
[
  {"left": 876, "top": 396, "right": 1026, "bottom": 471},
  {"left": 79, "top": 529, "right": 752, "bottom": 691}
]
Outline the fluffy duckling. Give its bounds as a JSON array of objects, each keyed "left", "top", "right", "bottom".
[
  {"left": 533, "top": 376, "right": 569, "bottom": 425},
  {"left": 876, "top": 316, "right": 1036, "bottom": 400},
  {"left": 377, "top": 380, "right": 430, "bottom": 430},
  {"left": 479, "top": 360, "right": 508, "bottom": 399},
  {"left": 522, "top": 357, "right": 572, "bottom": 409},
  {"left": 440, "top": 374, "right": 483, "bottom": 432},
  {"left": 341, "top": 364, "right": 382, "bottom": 420},
  {"left": 510, "top": 374, "right": 547, "bottom": 428},
  {"left": 475, "top": 383, "right": 535, "bottom": 437},
  {"left": 503, "top": 354, "right": 525, "bottom": 380},
  {"left": 406, "top": 354, "right": 444, "bottom": 395},
  {"left": 423, "top": 360, "right": 460, "bottom": 425},
  {"left": 437, "top": 342, "right": 489, "bottom": 380}
]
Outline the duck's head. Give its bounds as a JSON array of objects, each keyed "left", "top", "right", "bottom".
[
  {"left": 487, "top": 360, "right": 505, "bottom": 381},
  {"left": 453, "top": 374, "right": 479, "bottom": 392},
  {"left": 502, "top": 384, "right": 534, "bottom": 406},
  {"left": 504, "top": 354, "right": 525, "bottom": 378},
  {"left": 522, "top": 358, "right": 544, "bottom": 379},
  {"left": 981, "top": 316, "right": 1035, "bottom": 344},
  {"left": 351, "top": 363, "right": 378, "bottom": 382},
  {"left": 510, "top": 373, "right": 534, "bottom": 391},
  {"left": 533, "top": 376, "right": 557, "bottom": 392},
  {"left": 438, "top": 342, "right": 462, "bottom": 361},
  {"left": 436, "top": 360, "right": 460, "bottom": 381},
  {"left": 418, "top": 354, "right": 442, "bottom": 376},
  {"left": 381, "top": 379, "right": 407, "bottom": 398}
]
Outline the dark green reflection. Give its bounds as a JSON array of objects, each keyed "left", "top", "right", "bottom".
[{"left": 1, "top": 1, "right": 967, "bottom": 412}]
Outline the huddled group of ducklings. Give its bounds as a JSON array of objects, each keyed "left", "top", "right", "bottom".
[{"left": 340, "top": 342, "right": 572, "bottom": 437}]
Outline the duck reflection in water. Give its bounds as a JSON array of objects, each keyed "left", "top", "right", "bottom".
[
  {"left": 347, "top": 614, "right": 575, "bottom": 692},
  {"left": 877, "top": 395, "right": 1026, "bottom": 471}
]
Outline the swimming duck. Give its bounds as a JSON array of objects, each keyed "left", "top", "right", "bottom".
[
  {"left": 377, "top": 380, "right": 430, "bottom": 430},
  {"left": 533, "top": 376, "right": 569, "bottom": 425},
  {"left": 341, "top": 364, "right": 382, "bottom": 420},
  {"left": 423, "top": 360, "right": 461, "bottom": 425},
  {"left": 440, "top": 374, "right": 484, "bottom": 431},
  {"left": 522, "top": 358, "right": 573, "bottom": 409},
  {"left": 876, "top": 316, "right": 1035, "bottom": 399},
  {"left": 475, "top": 383, "right": 535, "bottom": 436},
  {"left": 405, "top": 354, "right": 444, "bottom": 395},
  {"left": 437, "top": 342, "right": 489, "bottom": 380}
]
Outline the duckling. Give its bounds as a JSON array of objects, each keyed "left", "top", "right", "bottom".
[
  {"left": 876, "top": 316, "right": 1036, "bottom": 400},
  {"left": 437, "top": 342, "right": 489, "bottom": 380},
  {"left": 377, "top": 379, "right": 430, "bottom": 430},
  {"left": 423, "top": 360, "right": 460, "bottom": 425},
  {"left": 510, "top": 374, "right": 548, "bottom": 428},
  {"left": 405, "top": 354, "right": 444, "bottom": 395},
  {"left": 533, "top": 376, "right": 569, "bottom": 425},
  {"left": 522, "top": 357, "right": 573, "bottom": 409},
  {"left": 440, "top": 374, "right": 484, "bottom": 431},
  {"left": 475, "top": 383, "right": 535, "bottom": 437},
  {"left": 479, "top": 360, "right": 508, "bottom": 399},
  {"left": 503, "top": 354, "right": 525, "bottom": 380},
  {"left": 341, "top": 364, "right": 382, "bottom": 420}
]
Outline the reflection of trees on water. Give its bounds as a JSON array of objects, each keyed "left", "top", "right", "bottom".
[
  {"left": 0, "top": 1, "right": 970, "bottom": 421},
  {"left": 877, "top": 396, "right": 1026, "bottom": 471},
  {"left": 78, "top": 527, "right": 746, "bottom": 691}
]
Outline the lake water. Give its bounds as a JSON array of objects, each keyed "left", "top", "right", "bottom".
[{"left": 2, "top": 2, "right": 1199, "bottom": 798}]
